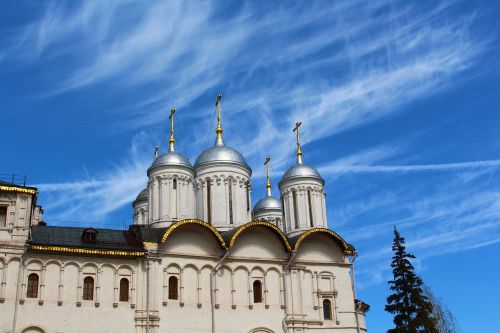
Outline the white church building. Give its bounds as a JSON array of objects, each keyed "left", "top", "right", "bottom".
[{"left": 0, "top": 95, "right": 368, "bottom": 333}]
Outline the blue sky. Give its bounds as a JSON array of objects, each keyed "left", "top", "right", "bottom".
[{"left": 1, "top": 1, "right": 499, "bottom": 331}]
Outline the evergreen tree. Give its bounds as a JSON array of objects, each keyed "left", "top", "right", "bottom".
[{"left": 385, "top": 227, "right": 437, "bottom": 333}]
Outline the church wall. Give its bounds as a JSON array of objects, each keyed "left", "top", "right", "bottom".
[
  {"left": 0, "top": 254, "right": 141, "bottom": 333},
  {"left": 0, "top": 246, "right": 364, "bottom": 333}
]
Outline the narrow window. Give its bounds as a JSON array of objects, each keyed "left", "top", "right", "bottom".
[
  {"left": 292, "top": 190, "right": 299, "bottom": 229},
  {"left": 323, "top": 299, "right": 332, "bottom": 320},
  {"left": 207, "top": 180, "right": 212, "bottom": 224},
  {"left": 228, "top": 179, "right": 234, "bottom": 225},
  {"left": 0, "top": 206, "right": 7, "bottom": 226},
  {"left": 83, "top": 276, "right": 94, "bottom": 300},
  {"left": 246, "top": 183, "right": 250, "bottom": 212},
  {"left": 26, "top": 273, "right": 39, "bottom": 298},
  {"left": 307, "top": 190, "right": 314, "bottom": 227},
  {"left": 119, "top": 278, "right": 129, "bottom": 302},
  {"left": 281, "top": 196, "right": 286, "bottom": 231},
  {"left": 173, "top": 178, "right": 177, "bottom": 190},
  {"left": 253, "top": 280, "right": 263, "bottom": 303},
  {"left": 168, "top": 276, "right": 178, "bottom": 300}
]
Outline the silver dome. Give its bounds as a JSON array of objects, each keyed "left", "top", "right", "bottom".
[
  {"left": 135, "top": 188, "right": 148, "bottom": 202},
  {"left": 195, "top": 145, "right": 251, "bottom": 173},
  {"left": 253, "top": 196, "right": 282, "bottom": 212},
  {"left": 149, "top": 151, "right": 193, "bottom": 169},
  {"left": 281, "top": 163, "right": 324, "bottom": 184}
]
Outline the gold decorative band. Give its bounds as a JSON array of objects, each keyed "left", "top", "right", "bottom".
[
  {"left": 0, "top": 185, "right": 36, "bottom": 194},
  {"left": 30, "top": 245, "right": 145, "bottom": 257}
]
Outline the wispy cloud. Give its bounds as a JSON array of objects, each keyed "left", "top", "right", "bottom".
[
  {"left": 321, "top": 159, "right": 500, "bottom": 174},
  {"left": 343, "top": 168, "right": 500, "bottom": 288},
  {"left": 34, "top": 133, "right": 151, "bottom": 224}
]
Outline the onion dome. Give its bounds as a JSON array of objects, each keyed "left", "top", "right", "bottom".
[
  {"left": 254, "top": 195, "right": 281, "bottom": 212},
  {"left": 281, "top": 163, "right": 324, "bottom": 184},
  {"left": 135, "top": 188, "right": 148, "bottom": 202},
  {"left": 194, "top": 93, "right": 251, "bottom": 174},
  {"left": 195, "top": 145, "right": 250, "bottom": 172},
  {"left": 150, "top": 151, "right": 192, "bottom": 169}
]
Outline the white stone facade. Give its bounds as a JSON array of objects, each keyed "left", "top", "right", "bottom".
[{"left": 0, "top": 108, "right": 368, "bottom": 333}]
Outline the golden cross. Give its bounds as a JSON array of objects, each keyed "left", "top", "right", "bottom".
[
  {"left": 264, "top": 156, "right": 272, "bottom": 196},
  {"left": 169, "top": 107, "right": 176, "bottom": 151},
  {"left": 215, "top": 93, "right": 224, "bottom": 145},
  {"left": 293, "top": 121, "right": 303, "bottom": 164},
  {"left": 216, "top": 93, "right": 222, "bottom": 128}
]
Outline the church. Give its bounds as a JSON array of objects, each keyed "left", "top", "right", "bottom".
[{"left": 0, "top": 94, "right": 368, "bottom": 333}]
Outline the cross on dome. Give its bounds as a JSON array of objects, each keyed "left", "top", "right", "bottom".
[
  {"left": 169, "top": 107, "right": 176, "bottom": 152},
  {"left": 215, "top": 93, "right": 224, "bottom": 146},
  {"left": 293, "top": 121, "right": 303, "bottom": 164}
]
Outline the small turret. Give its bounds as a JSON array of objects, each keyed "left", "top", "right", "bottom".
[
  {"left": 253, "top": 157, "right": 283, "bottom": 227},
  {"left": 279, "top": 122, "right": 327, "bottom": 235},
  {"left": 145, "top": 107, "right": 196, "bottom": 227}
]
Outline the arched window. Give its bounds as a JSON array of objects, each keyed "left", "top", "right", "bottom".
[
  {"left": 119, "top": 278, "right": 129, "bottom": 302},
  {"left": 307, "top": 190, "right": 314, "bottom": 227},
  {"left": 292, "top": 190, "right": 299, "bottom": 228},
  {"left": 323, "top": 299, "right": 333, "bottom": 320},
  {"left": 173, "top": 178, "right": 177, "bottom": 190},
  {"left": 168, "top": 276, "right": 178, "bottom": 300},
  {"left": 83, "top": 276, "right": 94, "bottom": 300},
  {"left": 26, "top": 273, "right": 39, "bottom": 298},
  {"left": 253, "top": 280, "right": 263, "bottom": 303}
]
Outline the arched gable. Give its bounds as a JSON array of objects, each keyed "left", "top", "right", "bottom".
[
  {"left": 160, "top": 219, "right": 226, "bottom": 248},
  {"left": 228, "top": 221, "right": 291, "bottom": 251},
  {"left": 293, "top": 228, "right": 354, "bottom": 255}
]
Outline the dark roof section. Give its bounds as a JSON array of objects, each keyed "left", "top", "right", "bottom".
[
  {"left": 30, "top": 225, "right": 145, "bottom": 255},
  {"left": 130, "top": 225, "right": 165, "bottom": 244}
]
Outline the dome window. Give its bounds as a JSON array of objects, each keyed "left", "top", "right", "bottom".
[{"left": 82, "top": 228, "right": 98, "bottom": 242}]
